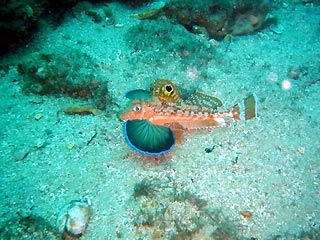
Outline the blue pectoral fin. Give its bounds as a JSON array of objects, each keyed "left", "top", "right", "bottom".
[{"left": 123, "top": 120, "right": 175, "bottom": 155}]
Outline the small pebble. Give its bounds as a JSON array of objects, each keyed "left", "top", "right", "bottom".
[
  {"left": 208, "top": 38, "right": 219, "bottom": 48},
  {"left": 297, "top": 147, "right": 305, "bottom": 155},
  {"left": 288, "top": 67, "right": 300, "bottom": 80},
  {"left": 114, "top": 24, "right": 124, "bottom": 28},
  {"left": 66, "top": 141, "right": 76, "bottom": 150},
  {"left": 34, "top": 113, "right": 43, "bottom": 121},
  {"left": 240, "top": 211, "right": 252, "bottom": 218},
  {"left": 269, "top": 23, "right": 284, "bottom": 34}
]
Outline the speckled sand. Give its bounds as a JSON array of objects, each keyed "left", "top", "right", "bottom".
[{"left": 0, "top": 2, "right": 319, "bottom": 239}]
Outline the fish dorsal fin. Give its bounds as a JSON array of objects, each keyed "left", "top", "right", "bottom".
[{"left": 183, "top": 91, "right": 223, "bottom": 111}]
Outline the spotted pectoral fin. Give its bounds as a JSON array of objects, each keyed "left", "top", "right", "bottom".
[
  {"left": 124, "top": 120, "right": 175, "bottom": 155},
  {"left": 178, "top": 119, "right": 226, "bottom": 130}
]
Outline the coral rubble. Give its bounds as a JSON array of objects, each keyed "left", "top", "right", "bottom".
[
  {"left": 163, "top": 0, "right": 271, "bottom": 39},
  {"left": 131, "top": 176, "right": 239, "bottom": 239}
]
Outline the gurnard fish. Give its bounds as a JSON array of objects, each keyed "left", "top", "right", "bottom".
[{"left": 120, "top": 93, "right": 258, "bottom": 156}]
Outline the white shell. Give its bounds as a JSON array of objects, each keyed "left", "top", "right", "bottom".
[{"left": 56, "top": 198, "right": 93, "bottom": 238}]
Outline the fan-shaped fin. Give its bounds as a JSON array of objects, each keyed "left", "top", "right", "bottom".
[{"left": 124, "top": 120, "right": 175, "bottom": 155}]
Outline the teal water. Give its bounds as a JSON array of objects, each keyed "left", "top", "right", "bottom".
[{"left": 0, "top": 1, "right": 319, "bottom": 239}]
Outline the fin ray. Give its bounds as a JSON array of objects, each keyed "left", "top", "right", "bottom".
[
  {"left": 232, "top": 94, "right": 258, "bottom": 120},
  {"left": 124, "top": 120, "right": 175, "bottom": 155}
]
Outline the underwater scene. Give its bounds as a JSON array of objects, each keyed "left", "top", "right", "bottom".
[{"left": 0, "top": 0, "right": 319, "bottom": 239}]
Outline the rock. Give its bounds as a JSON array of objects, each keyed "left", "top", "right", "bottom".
[
  {"left": 56, "top": 198, "right": 93, "bottom": 239},
  {"left": 163, "top": 0, "right": 271, "bottom": 39}
]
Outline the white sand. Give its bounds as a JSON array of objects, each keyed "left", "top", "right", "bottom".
[{"left": 0, "top": 2, "right": 319, "bottom": 239}]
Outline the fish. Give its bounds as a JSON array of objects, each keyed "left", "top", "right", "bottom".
[
  {"left": 126, "top": 79, "right": 223, "bottom": 110},
  {"left": 150, "top": 79, "right": 180, "bottom": 103},
  {"left": 120, "top": 93, "right": 258, "bottom": 155}
]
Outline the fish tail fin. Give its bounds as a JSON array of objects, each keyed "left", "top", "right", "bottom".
[{"left": 232, "top": 94, "right": 258, "bottom": 120}]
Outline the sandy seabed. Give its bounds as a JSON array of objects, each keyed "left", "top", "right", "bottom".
[{"left": 0, "top": 2, "right": 319, "bottom": 239}]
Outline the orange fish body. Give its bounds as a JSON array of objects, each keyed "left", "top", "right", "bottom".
[{"left": 120, "top": 94, "right": 257, "bottom": 130}]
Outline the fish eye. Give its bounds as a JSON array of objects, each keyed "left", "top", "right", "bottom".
[
  {"left": 165, "top": 84, "right": 173, "bottom": 93},
  {"left": 133, "top": 105, "right": 141, "bottom": 112}
]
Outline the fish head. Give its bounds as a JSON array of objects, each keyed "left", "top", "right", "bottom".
[
  {"left": 120, "top": 99, "right": 155, "bottom": 121},
  {"left": 150, "top": 79, "right": 180, "bottom": 103}
]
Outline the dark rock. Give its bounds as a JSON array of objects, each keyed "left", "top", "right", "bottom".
[{"left": 163, "top": 0, "right": 271, "bottom": 39}]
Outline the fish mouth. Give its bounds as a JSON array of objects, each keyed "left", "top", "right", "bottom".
[{"left": 119, "top": 111, "right": 128, "bottom": 121}]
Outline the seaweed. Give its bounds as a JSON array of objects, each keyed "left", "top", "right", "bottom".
[
  {"left": 132, "top": 176, "right": 239, "bottom": 239},
  {"left": 133, "top": 177, "right": 161, "bottom": 199}
]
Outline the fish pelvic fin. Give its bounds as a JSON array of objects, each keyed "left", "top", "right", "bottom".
[{"left": 232, "top": 94, "right": 258, "bottom": 120}]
